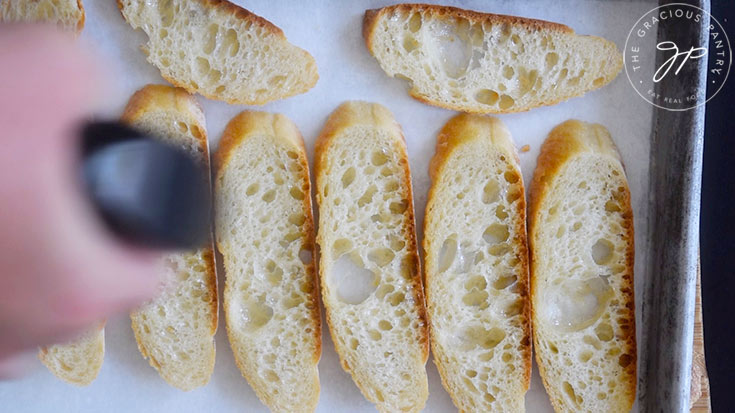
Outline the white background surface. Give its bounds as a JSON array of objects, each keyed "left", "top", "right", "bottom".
[{"left": 0, "top": 0, "right": 658, "bottom": 411}]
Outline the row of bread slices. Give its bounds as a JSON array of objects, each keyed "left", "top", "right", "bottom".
[
  {"left": 2, "top": 0, "right": 623, "bottom": 113},
  {"left": 40, "top": 84, "right": 636, "bottom": 413}
]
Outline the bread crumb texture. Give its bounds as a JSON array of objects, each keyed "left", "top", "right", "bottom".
[
  {"left": 364, "top": 5, "right": 622, "bottom": 113},
  {"left": 0, "top": 0, "right": 84, "bottom": 32},
  {"left": 118, "top": 0, "right": 318, "bottom": 105},
  {"left": 315, "top": 102, "right": 428, "bottom": 413},
  {"left": 530, "top": 120, "right": 636, "bottom": 412},
  {"left": 216, "top": 111, "right": 320, "bottom": 413},
  {"left": 38, "top": 323, "right": 104, "bottom": 386},
  {"left": 124, "top": 85, "right": 217, "bottom": 391},
  {"left": 425, "top": 114, "right": 531, "bottom": 412}
]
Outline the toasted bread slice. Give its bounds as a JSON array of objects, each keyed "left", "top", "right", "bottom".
[
  {"left": 314, "top": 101, "right": 429, "bottom": 413},
  {"left": 424, "top": 114, "right": 531, "bottom": 412},
  {"left": 214, "top": 111, "right": 321, "bottom": 412},
  {"left": 123, "top": 84, "right": 217, "bottom": 391},
  {"left": 38, "top": 322, "right": 104, "bottom": 386},
  {"left": 117, "top": 0, "right": 318, "bottom": 105},
  {"left": 528, "top": 120, "right": 636, "bottom": 412},
  {"left": 0, "top": 0, "right": 85, "bottom": 33},
  {"left": 363, "top": 4, "right": 622, "bottom": 113}
]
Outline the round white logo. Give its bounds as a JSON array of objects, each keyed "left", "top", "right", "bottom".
[{"left": 624, "top": 3, "right": 731, "bottom": 111}]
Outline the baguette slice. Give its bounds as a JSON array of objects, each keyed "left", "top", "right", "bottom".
[
  {"left": 123, "top": 84, "right": 218, "bottom": 391},
  {"left": 214, "top": 111, "right": 321, "bottom": 413},
  {"left": 0, "top": 0, "right": 85, "bottom": 33},
  {"left": 314, "top": 101, "right": 429, "bottom": 413},
  {"left": 38, "top": 323, "right": 104, "bottom": 386},
  {"left": 529, "top": 120, "right": 636, "bottom": 412},
  {"left": 117, "top": 0, "right": 318, "bottom": 105},
  {"left": 363, "top": 4, "right": 622, "bottom": 113},
  {"left": 424, "top": 114, "right": 531, "bottom": 412}
]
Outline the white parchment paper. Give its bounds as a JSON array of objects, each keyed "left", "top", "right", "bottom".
[{"left": 0, "top": 0, "right": 658, "bottom": 411}]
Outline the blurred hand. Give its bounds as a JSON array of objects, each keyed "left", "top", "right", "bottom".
[{"left": 0, "top": 25, "right": 162, "bottom": 374}]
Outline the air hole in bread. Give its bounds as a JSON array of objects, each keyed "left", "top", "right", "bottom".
[
  {"left": 341, "top": 167, "right": 355, "bottom": 188},
  {"left": 563, "top": 381, "right": 581, "bottom": 405},
  {"left": 298, "top": 249, "right": 312, "bottom": 265},
  {"left": 204, "top": 24, "right": 218, "bottom": 54},
  {"left": 349, "top": 338, "right": 359, "bottom": 350},
  {"left": 502, "top": 299, "right": 522, "bottom": 317},
  {"left": 604, "top": 200, "right": 621, "bottom": 212},
  {"left": 371, "top": 151, "right": 389, "bottom": 166},
  {"left": 223, "top": 28, "right": 240, "bottom": 57},
  {"left": 464, "top": 275, "right": 487, "bottom": 291},
  {"left": 158, "top": 0, "right": 175, "bottom": 27},
  {"left": 195, "top": 57, "right": 210, "bottom": 75},
  {"left": 572, "top": 221, "right": 582, "bottom": 231},
  {"left": 160, "top": 57, "right": 171, "bottom": 67},
  {"left": 260, "top": 189, "right": 276, "bottom": 203},
  {"left": 579, "top": 350, "right": 593, "bottom": 363},
  {"left": 369, "top": 329, "right": 382, "bottom": 341},
  {"left": 175, "top": 121, "right": 188, "bottom": 133},
  {"left": 358, "top": 185, "right": 378, "bottom": 207},
  {"left": 264, "top": 259, "right": 283, "bottom": 285},
  {"left": 329, "top": 254, "right": 378, "bottom": 305},
  {"left": 403, "top": 36, "right": 420, "bottom": 53},
  {"left": 504, "top": 171, "right": 519, "bottom": 184},
  {"left": 595, "top": 322, "right": 614, "bottom": 342},
  {"left": 378, "top": 320, "right": 393, "bottom": 331},
  {"left": 462, "top": 289, "right": 489, "bottom": 308},
  {"left": 591, "top": 238, "right": 614, "bottom": 265},
  {"left": 593, "top": 76, "right": 605, "bottom": 87},
  {"left": 498, "top": 95, "right": 515, "bottom": 110},
  {"left": 238, "top": 295, "right": 273, "bottom": 330},
  {"left": 546, "top": 52, "right": 559, "bottom": 68},
  {"left": 488, "top": 243, "right": 510, "bottom": 257},
  {"left": 289, "top": 186, "right": 304, "bottom": 200},
  {"left": 368, "top": 248, "right": 395, "bottom": 267},
  {"left": 388, "top": 292, "right": 405, "bottom": 306},
  {"left": 376, "top": 284, "right": 394, "bottom": 300},
  {"left": 390, "top": 199, "right": 408, "bottom": 214},
  {"left": 458, "top": 325, "right": 506, "bottom": 351},
  {"left": 475, "top": 89, "right": 499, "bottom": 105},
  {"left": 408, "top": 12, "right": 422, "bottom": 32},
  {"left": 427, "top": 19, "right": 472, "bottom": 79},
  {"left": 492, "top": 273, "right": 516, "bottom": 290},
  {"left": 543, "top": 277, "right": 613, "bottom": 332},
  {"left": 483, "top": 224, "right": 509, "bottom": 244}
]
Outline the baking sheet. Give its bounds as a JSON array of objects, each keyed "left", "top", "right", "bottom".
[{"left": 0, "top": 0, "right": 660, "bottom": 411}]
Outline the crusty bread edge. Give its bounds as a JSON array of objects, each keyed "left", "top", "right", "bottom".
[
  {"left": 527, "top": 119, "right": 636, "bottom": 412},
  {"left": 38, "top": 322, "right": 105, "bottom": 386},
  {"left": 121, "top": 84, "right": 218, "bottom": 391},
  {"left": 362, "top": 4, "right": 622, "bottom": 114},
  {"left": 214, "top": 110, "right": 321, "bottom": 411},
  {"left": 0, "top": 0, "right": 86, "bottom": 34},
  {"left": 116, "top": 0, "right": 318, "bottom": 106},
  {"left": 313, "top": 101, "right": 430, "bottom": 409},
  {"left": 423, "top": 113, "right": 532, "bottom": 409}
]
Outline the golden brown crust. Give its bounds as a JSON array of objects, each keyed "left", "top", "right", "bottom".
[
  {"left": 214, "top": 110, "right": 321, "bottom": 410},
  {"left": 423, "top": 114, "right": 532, "bottom": 408},
  {"left": 363, "top": 4, "right": 621, "bottom": 114},
  {"left": 364, "top": 3, "right": 572, "bottom": 44},
  {"left": 528, "top": 120, "right": 636, "bottom": 412},
  {"left": 314, "top": 102, "right": 430, "bottom": 408},
  {"left": 75, "top": 0, "right": 85, "bottom": 33},
  {"left": 120, "top": 84, "right": 210, "bottom": 160}
]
